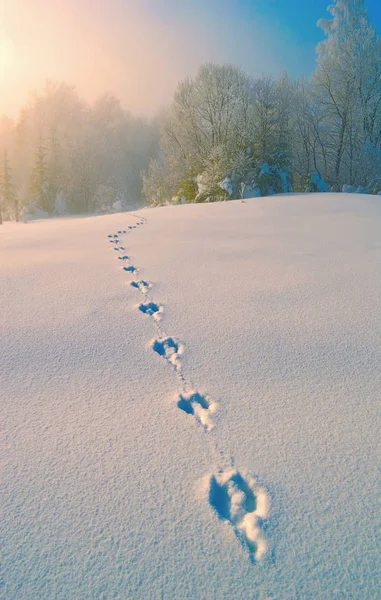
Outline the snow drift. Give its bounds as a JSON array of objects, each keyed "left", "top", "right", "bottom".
[{"left": 1, "top": 193, "right": 380, "bottom": 599}]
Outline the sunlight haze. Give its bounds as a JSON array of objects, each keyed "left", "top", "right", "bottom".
[{"left": 1, "top": 0, "right": 315, "bottom": 117}]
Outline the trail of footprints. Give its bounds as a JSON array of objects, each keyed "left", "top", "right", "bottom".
[{"left": 107, "top": 217, "right": 270, "bottom": 561}]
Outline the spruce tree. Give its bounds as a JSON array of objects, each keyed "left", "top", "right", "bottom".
[
  {"left": 30, "top": 137, "right": 49, "bottom": 213},
  {"left": 47, "top": 127, "right": 63, "bottom": 213},
  {"left": 0, "top": 151, "right": 19, "bottom": 222}
]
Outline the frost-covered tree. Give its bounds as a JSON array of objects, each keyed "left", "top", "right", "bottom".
[
  {"left": 155, "top": 64, "right": 254, "bottom": 201},
  {"left": 251, "top": 74, "right": 292, "bottom": 164},
  {"left": 171, "top": 63, "right": 252, "bottom": 161},
  {"left": 142, "top": 64, "right": 298, "bottom": 205},
  {"left": 291, "top": 79, "right": 332, "bottom": 190},
  {"left": 312, "top": 0, "right": 381, "bottom": 187},
  {"left": 3, "top": 81, "right": 159, "bottom": 218},
  {"left": 3, "top": 2, "right": 380, "bottom": 215},
  {"left": 252, "top": 76, "right": 277, "bottom": 162}
]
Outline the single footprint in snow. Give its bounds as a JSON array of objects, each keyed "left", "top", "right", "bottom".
[
  {"left": 131, "top": 280, "right": 151, "bottom": 293},
  {"left": 152, "top": 337, "right": 183, "bottom": 368},
  {"left": 176, "top": 391, "right": 218, "bottom": 431},
  {"left": 123, "top": 265, "right": 137, "bottom": 274},
  {"left": 208, "top": 469, "right": 269, "bottom": 561},
  {"left": 139, "top": 301, "right": 163, "bottom": 320}
]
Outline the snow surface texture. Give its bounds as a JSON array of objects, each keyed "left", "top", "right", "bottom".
[
  {"left": 112, "top": 223, "right": 258, "bottom": 551},
  {"left": 1, "top": 194, "right": 380, "bottom": 599}
]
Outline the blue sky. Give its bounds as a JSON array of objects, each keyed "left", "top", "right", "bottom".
[
  {"left": 2, "top": 0, "right": 381, "bottom": 117},
  {"left": 139, "top": 0, "right": 381, "bottom": 78}
]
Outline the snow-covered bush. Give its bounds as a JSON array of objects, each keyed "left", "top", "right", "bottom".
[
  {"left": 255, "top": 163, "right": 274, "bottom": 196},
  {"left": 54, "top": 191, "right": 66, "bottom": 215},
  {"left": 170, "top": 195, "right": 187, "bottom": 206},
  {"left": 307, "top": 173, "right": 329, "bottom": 193},
  {"left": 112, "top": 199, "right": 123, "bottom": 212},
  {"left": 342, "top": 184, "right": 369, "bottom": 194},
  {"left": 142, "top": 158, "right": 172, "bottom": 206},
  {"left": 195, "top": 146, "right": 230, "bottom": 202},
  {"left": 254, "top": 154, "right": 292, "bottom": 196},
  {"left": 219, "top": 177, "right": 235, "bottom": 197},
  {"left": 111, "top": 192, "right": 129, "bottom": 213},
  {"left": 242, "top": 185, "right": 261, "bottom": 199},
  {"left": 20, "top": 202, "right": 49, "bottom": 222},
  {"left": 342, "top": 184, "right": 357, "bottom": 193},
  {"left": 229, "top": 149, "right": 256, "bottom": 198},
  {"left": 367, "top": 178, "right": 381, "bottom": 195},
  {"left": 92, "top": 185, "right": 119, "bottom": 213}
]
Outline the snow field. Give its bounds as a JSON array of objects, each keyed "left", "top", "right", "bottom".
[
  {"left": 111, "top": 218, "right": 268, "bottom": 557},
  {"left": 1, "top": 193, "right": 380, "bottom": 598}
]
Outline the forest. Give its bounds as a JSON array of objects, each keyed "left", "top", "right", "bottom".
[{"left": 1, "top": 0, "right": 380, "bottom": 221}]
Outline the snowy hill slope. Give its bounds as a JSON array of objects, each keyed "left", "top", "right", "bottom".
[{"left": 1, "top": 194, "right": 380, "bottom": 599}]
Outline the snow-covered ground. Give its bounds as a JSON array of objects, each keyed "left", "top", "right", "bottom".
[{"left": 1, "top": 193, "right": 380, "bottom": 599}]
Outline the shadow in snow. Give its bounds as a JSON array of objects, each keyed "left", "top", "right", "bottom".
[
  {"left": 139, "top": 302, "right": 160, "bottom": 316},
  {"left": 208, "top": 469, "right": 269, "bottom": 561},
  {"left": 131, "top": 280, "right": 150, "bottom": 293}
]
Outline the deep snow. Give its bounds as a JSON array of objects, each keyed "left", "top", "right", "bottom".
[{"left": 1, "top": 194, "right": 380, "bottom": 599}]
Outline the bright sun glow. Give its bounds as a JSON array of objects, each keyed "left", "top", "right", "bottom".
[{"left": 0, "top": 36, "right": 15, "bottom": 76}]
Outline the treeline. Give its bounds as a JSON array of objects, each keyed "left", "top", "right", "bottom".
[
  {"left": 0, "top": 82, "right": 160, "bottom": 222},
  {"left": 143, "top": 0, "right": 381, "bottom": 205},
  {"left": 1, "top": 0, "right": 380, "bottom": 222}
]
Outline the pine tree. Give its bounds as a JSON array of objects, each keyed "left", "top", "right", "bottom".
[
  {"left": 30, "top": 136, "right": 49, "bottom": 213},
  {"left": 47, "top": 127, "right": 63, "bottom": 213},
  {"left": 0, "top": 151, "right": 19, "bottom": 222}
]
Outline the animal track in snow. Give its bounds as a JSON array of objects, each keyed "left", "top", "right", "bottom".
[
  {"left": 208, "top": 469, "right": 269, "bottom": 561},
  {"left": 152, "top": 337, "right": 183, "bottom": 368},
  {"left": 176, "top": 391, "right": 218, "bottom": 431},
  {"left": 130, "top": 280, "right": 151, "bottom": 293},
  {"left": 139, "top": 301, "right": 163, "bottom": 320},
  {"left": 106, "top": 220, "right": 271, "bottom": 560}
]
